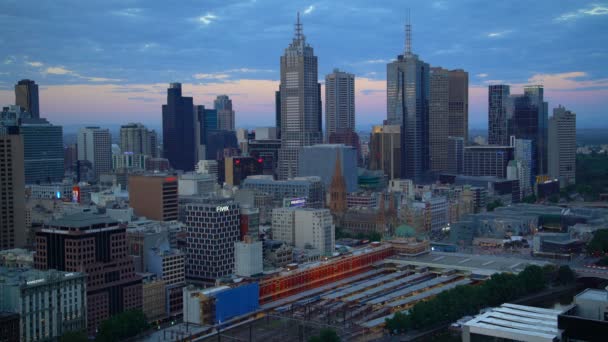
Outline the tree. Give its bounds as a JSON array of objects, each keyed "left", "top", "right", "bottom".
[
  {"left": 587, "top": 229, "right": 608, "bottom": 255},
  {"left": 308, "top": 328, "right": 340, "bottom": 342},
  {"left": 556, "top": 265, "right": 576, "bottom": 285},
  {"left": 385, "top": 265, "right": 550, "bottom": 332},
  {"left": 96, "top": 309, "right": 148, "bottom": 342},
  {"left": 486, "top": 200, "right": 503, "bottom": 212},
  {"left": 59, "top": 331, "right": 87, "bottom": 342},
  {"left": 522, "top": 194, "right": 537, "bottom": 204}
]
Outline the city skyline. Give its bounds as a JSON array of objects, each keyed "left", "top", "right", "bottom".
[{"left": 0, "top": 1, "right": 607, "bottom": 129}]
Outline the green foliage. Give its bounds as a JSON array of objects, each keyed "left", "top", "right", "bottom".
[
  {"left": 587, "top": 229, "right": 608, "bottom": 255},
  {"left": 385, "top": 265, "right": 549, "bottom": 333},
  {"left": 486, "top": 200, "right": 503, "bottom": 212},
  {"left": 336, "top": 227, "right": 381, "bottom": 242},
  {"left": 575, "top": 154, "right": 608, "bottom": 200},
  {"left": 596, "top": 257, "right": 608, "bottom": 266},
  {"left": 95, "top": 309, "right": 148, "bottom": 342},
  {"left": 308, "top": 328, "right": 340, "bottom": 342},
  {"left": 522, "top": 194, "right": 537, "bottom": 204},
  {"left": 59, "top": 331, "right": 88, "bottom": 342},
  {"left": 556, "top": 265, "right": 576, "bottom": 285}
]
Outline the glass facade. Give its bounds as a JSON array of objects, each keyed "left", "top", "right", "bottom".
[
  {"left": 488, "top": 84, "right": 511, "bottom": 146},
  {"left": 20, "top": 122, "right": 64, "bottom": 184},
  {"left": 162, "top": 83, "right": 196, "bottom": 171},
  {"left": 387, "top": 53, "right": 430, "bottom": 182}
]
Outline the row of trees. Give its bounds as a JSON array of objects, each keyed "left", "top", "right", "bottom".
[{"left": 385, "top": 265, "right": 574, "bottom": 333}]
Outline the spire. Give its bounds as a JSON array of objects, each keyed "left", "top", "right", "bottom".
[
  {"left": 405, "top": 8, "right": 412, "bottom": 55},
  {"left": 295, "top": 12, "right": 303, "bottom": 41}
]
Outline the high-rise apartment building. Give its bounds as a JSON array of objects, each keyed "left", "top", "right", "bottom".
[
  {"left": 278, "top": 14, "right": 322, "bottom": 179},
  {"left": 77, "top": 126, "right": 112, "bottom": 179},
  {"left": 35, "top": 213, "right": 142, "bottom": 334},
  {"left": 448, "top": 69, "right": 469, "bottom": 143},
  {"left": 14, "top": 79, "right": 39, "bottom": 119},
  {"left": 325, "top": 69, "right": 355, "bottom": 140},
  {"left": 369, "top": 125, "right": 401, "bottom": 179},
  {"left": 128, "top": 174, "right": 178, "bottom": 221},
  {"left": 429, "top": 68, "right": 469, "bottom": 172},
  {"left": 183, "top": 198, "right": 240, "bottom": 283},
  {"left": 429, "top": 67, "right": 449, "bottom": 172},
  {"left": 120, "top": 123, "right": 158, "bottom": 157},
  {"left": 162, "top": 83, "right": 196, "bottom": 171},
  {"left": 0, "top": 128, "right": 26, "bottom": 249},
  {"left": 214, "top": 95, "right": 235, "bottom": 131},
  {"left": 488, "top": 85, "right": 511, "bottom": 146},
  {"left": 548, "top": 105, "right": 576, "bottom": 187},
  {"left": 387, "top": 19, "right": 430, "bottom": 181}
]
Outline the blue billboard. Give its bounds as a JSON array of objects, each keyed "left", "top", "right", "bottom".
[{"left": 214, "top": 283, "right": 259, "bottom": 323}]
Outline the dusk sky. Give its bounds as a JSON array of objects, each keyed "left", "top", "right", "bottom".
[{"left": 1, "top": 0, "right": 607, "bottom": 131}]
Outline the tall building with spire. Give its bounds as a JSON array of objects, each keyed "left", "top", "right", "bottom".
[
  {"left": 277, "top": 13, "right": 322, "bottom": 179},
  {"left": 329, "top": 151, "right": 347, "bottom": 215},
  {"left": 386, "top": 14, "right": 430, "bottom": 181}
]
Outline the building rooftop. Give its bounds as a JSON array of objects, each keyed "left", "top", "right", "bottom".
[
  {"left": 0, "top": 267, "right": 85, "bottom": 286},
  {"left": 386, "top": 251, "right": 550, "bottom": 275},
  {"left": 575, "top": 288, "right": 608, "bottom": 303},
  {"left": 463, "top": 303, "right": 569, "bottom": 342},
  {"left": 46, "top": 212, "right": 118, "bottom": 229}
]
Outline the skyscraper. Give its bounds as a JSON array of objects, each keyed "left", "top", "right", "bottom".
[
  {"left": 15, "top": 79, "right": 39, "bottom": 119},
  {"left": 429, "top": 68, "right": 469, "bottom": 172},
  {"left": 448, "top": 69, "right": 469, "bottom": 143},
  {"left": 387, "top": 18, "right": 430, "bottom": 181},
  {"left": 0, "top": 127, "right": 26, "bottom": 249},
  {"left": 275, "top": 90, "right": 281, "bottom": 139},
  {"left": 162, "top": 83, "right": 196, "bottom": 171},
  {"left": 214, "top": 95, "right": 235, "bottom": 131},
  {"left": 325, "top": 69, "right": 355, "bottom": 140},
  {"left": 549, "top": 105, "right": 576, "bottom": 187},
  {"left": 183, "top": 198, "right": 240, "bottom": 283},
  {"left": 488, "top": 85, "right": 511, "bottom": 146},
  {"left": 77, "top": 126, "right": 112, "bottom": 179},
  {"left": 429, "top": 67, "right": 449, "bottom": 172},
  {"left": 120, "top": 123, "right": 158, "bottom": 157},
  {"left": 369, "top": 125, "right": 401, "bottom": 179},
  {"left": 510, "top": 85, "right": 548, "bottom": 176},
  {"left": 277, "top": 13, "right": 322, "bottom": 179},
  {"left": 20, "top": 118, "right": 64, "bottom": 183}
]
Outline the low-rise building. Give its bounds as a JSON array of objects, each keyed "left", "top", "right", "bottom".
[
  {"left": 235, "top": 237, "right": 263, "bottom": 277},
  {"left": 0, "top": 267, "right": 87, "bottom": 342}
]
